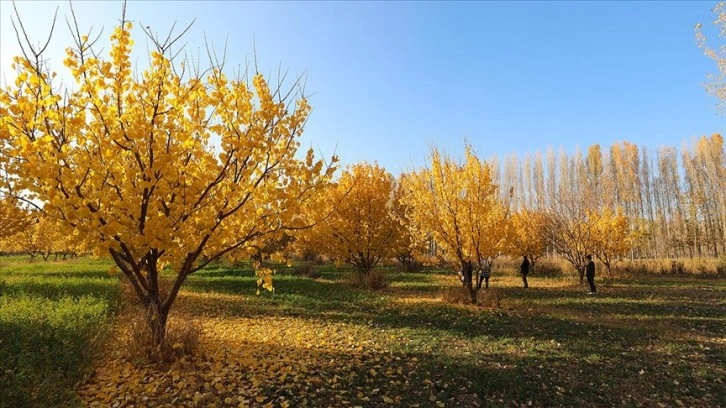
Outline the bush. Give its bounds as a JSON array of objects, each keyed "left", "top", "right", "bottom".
[{"left": 350, "top": 269, "right": 389, "bottom": 290}]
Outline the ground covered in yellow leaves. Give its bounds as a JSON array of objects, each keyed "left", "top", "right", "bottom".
[
  {"left": 78, "top": 314, "right": 428, "bottom": 407},
  {"left": 74, "top": 264, "right": 725, "bottom": 408}
]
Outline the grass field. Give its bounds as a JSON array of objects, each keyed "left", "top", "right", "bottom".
[
  {"left": 0, "top": 256, "right": 120, "bottom": 408},
  {"left": 2, "top": 257, "right": 724, "bottom": 407}
]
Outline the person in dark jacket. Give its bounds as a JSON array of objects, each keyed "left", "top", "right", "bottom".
[
  {"left": 520, "top": 255, "right": 530, "bottom": 288},
  {"left": 585, "top": 254, "right": 597, "bottom": 294},
  {"left": 481, "top": 264, "right": 491, "bottom": 289}
]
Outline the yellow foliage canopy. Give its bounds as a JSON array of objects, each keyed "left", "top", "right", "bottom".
[
  {"left": 0, "top": 14, "right": 336, "bottom": 343},
  {"left": 506, "top": 209, "right": 547, "bottom": 265},
  {"left": 402, "top": 145, "right": 510, "bottom": 302},
  {"left": 0, "top": 198, "right": 33, "bottom": 242},
  {"left": 300, "top": 162, "right": 403, "bottom": 274}
]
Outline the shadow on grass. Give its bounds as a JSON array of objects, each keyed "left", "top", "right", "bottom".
[
  {"left": 180, "top": 277, "right": 664, "bottom": 360},
  {"left": 82, "top": 263, "right": 726, "bottom": 407},
  {"left": 0, "top": 319, "right": 98, "bottom": 408},
  {"left": 1, "top": 279, "right": 120, "bottom": 302}
]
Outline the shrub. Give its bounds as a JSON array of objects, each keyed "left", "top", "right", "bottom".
[{"left": 350, "top": 269, "right": 389, "bottom": 290}]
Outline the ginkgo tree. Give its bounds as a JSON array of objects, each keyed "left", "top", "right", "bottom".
[
  {"left": 301, "top": 162, "right": 404, "bottom": 281},
  {"left": 590, "top": 207, "right": 632, "bottom": 275},
  {"left": 0, "top": 197, "right": 33, "bottom": 243},
  {"left": 391, "top": 178, "right": 429, "bottom": 271},
  {"left": 506, "top": 209, "right": 547, "bottom": 271},
  {"left": 10, "top": 215, "right": 63, "bottom": 261},
  {"left": 402, "top": 146, "right": 511, "bottom": 304},
  {"left": 0, "top": 5, "right": 336, "bottom": 345}
]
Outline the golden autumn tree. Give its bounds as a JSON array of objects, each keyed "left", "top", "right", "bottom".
[
  {"left": 0, "top": 197, "right": 33, "bottom": 243},
  {"left": 303, "top": 162, "right": 403, "bottom": 280},
  {"left": 590, "top": 207, "right": 631, "bottom": 275},
  {"left": 506, "top": 209, "right": 547, "bottom": 271},
  {"left": 391, "top": 177, "right": 430, "bottom": 271},
  {"left": 403, "top": 146, "right": 510, "bottom": 304},
  {"left": 0, "top": 7, "right": 336, "bottom": 345},
  {"left": 10, "top": 214, "right": 65, "bottom": 261}
]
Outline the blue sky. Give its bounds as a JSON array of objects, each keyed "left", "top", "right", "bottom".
[{"left": 1, "top": 1, "right": 723, "bottom": 174}]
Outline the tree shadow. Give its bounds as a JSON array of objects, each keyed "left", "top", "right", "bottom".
[{"left": 1, "top": 279, "right": 119, "bottom": 301}]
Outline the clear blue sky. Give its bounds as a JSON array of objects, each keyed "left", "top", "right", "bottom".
[{"left": 1, "top": 1, "right": 723, "bottom": 174}]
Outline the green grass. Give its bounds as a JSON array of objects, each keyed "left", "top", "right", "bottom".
[{"left": 0, "top": 256, "right": 120, "bottom": 408}]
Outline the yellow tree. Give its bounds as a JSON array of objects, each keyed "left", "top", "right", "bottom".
[
  {"left": 590, "top": 207, "right": 631, "bottom": 275},
  {"left": 403, "top": 146, "right": 510, "bottom": 304},
  {"left": 0, "top": 198, "right": 33, "bottom": 242},
  {"left": 305, "top": 163, "right": 403, "bottom": 279},
  {"left": 391, "top": 176, "right": 430, "bottom": 271},
  {"left": 0, "top": 7, "right": 336, "bottom": 345},
  {"left": 10, "top": 215, "right": 65, "bottom": 261},
  {"left": 506, "top": 209, "right": 547, "bottom": 271}
]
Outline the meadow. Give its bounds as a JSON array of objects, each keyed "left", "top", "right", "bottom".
[
  {"left": 1, "top": 257, "right": 724, "bottom": 407},
  {"left": 0, "top": 256, "right": 120, "bottom": 408}
]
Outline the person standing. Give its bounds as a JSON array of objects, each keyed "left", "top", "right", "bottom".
[
  {"left": 585, "top": 254, "right": 597, "bottom": 294},
  {"left": 520, "top": 255, "right": 530, "bottom": 288},
  {"left": 481, "top": 264, "right": 491, "bottom": 289}
]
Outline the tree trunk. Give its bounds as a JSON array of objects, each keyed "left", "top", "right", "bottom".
[
  {"left": 147, "top": 300, "right": 169, "bottom": 347},
  {"left": 461, "top": 261, "right": 478, "bottom": 304},
  {"left": 466, "top": 284, "right": 478, "bottom": 304}
]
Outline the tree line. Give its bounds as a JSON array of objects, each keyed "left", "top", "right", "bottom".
[{"left": 494, "top": 137, "right": 725, "bottom": 260}]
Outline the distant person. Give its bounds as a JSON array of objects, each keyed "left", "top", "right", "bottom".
[
  {"left": 481, "top": 264, "right": 491, "bottom": 289},
  {"left": 585, "top": 254, "right": 597, "bottom": 294},
  {"left": 520, "top": 255, "right": 530, "bottom": 288}
]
